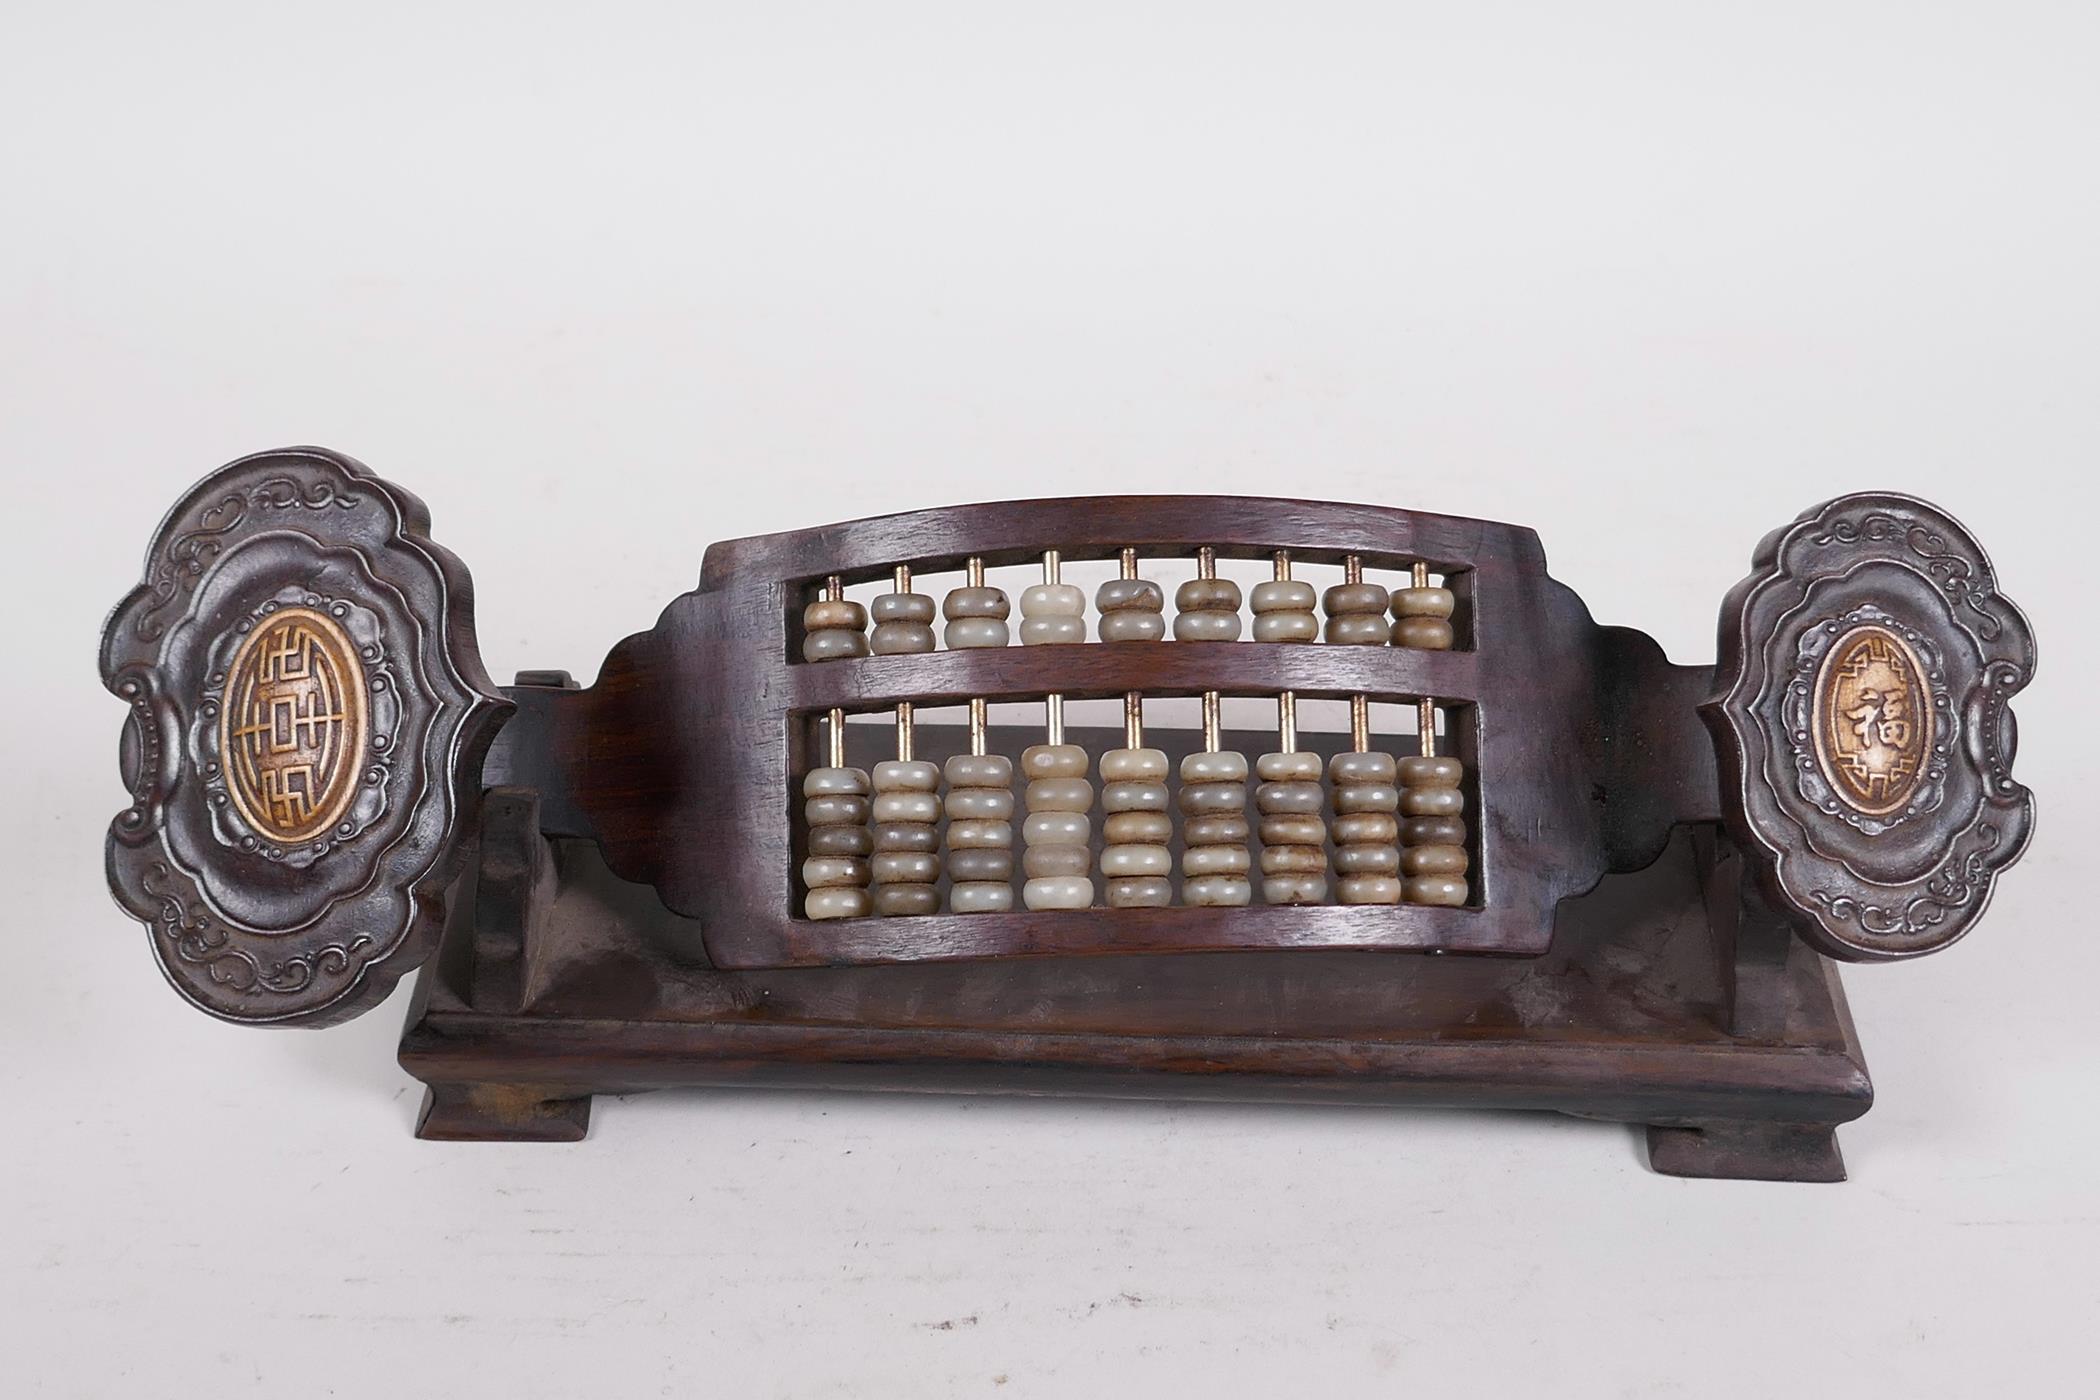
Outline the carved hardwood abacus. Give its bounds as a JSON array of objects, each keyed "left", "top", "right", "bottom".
[{"left": 101, "top": 449, "right": 2036, "bottom": 1180}]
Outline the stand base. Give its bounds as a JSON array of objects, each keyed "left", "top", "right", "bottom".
[{"left": 397, "top": 827, "right": 1873, "bottom": 1180}]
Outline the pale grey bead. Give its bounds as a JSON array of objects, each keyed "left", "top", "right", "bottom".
[
  {"left": 803, "top": 766, "right": 871, "bottom": 797},
  {"left": 1325, "top": 614, "right": 1390, "bottom": 646},
  {"left": 1179, "top": 751, "right": 1249, "bottom": 782},
  {"left": 871, "top": 592, "right": 937, "bottom": 624},
  {"left": 1100, "top": 843, "right": 1172, "bottom": 878},
  {"left": 1333, "top": 782, "right": 1400, "bottom": 814},
  {"left": 1404, "top": 875, "right": 1469, "bottom": 907},
  {"left": 1019, "top": 615, "right": 1087, "bottom": 646},
  {"left": 1321, "top": 582, "right": 1389, "bottom": 617},
  {"left": 1398, "top": 756, "right": 1465, "bottom": 788},
  {"left": 945, "top": 818, "right": 1014, "bottom": 849},
  {"left": 1183, "top": 844, "right": 1251, "bottom": 876},
  {"left": 945, "top": 787, "right": 1016, "bottom": 821},
  {"left": 803, "top": 599, "right": 868, "bottom": 631},
  {"left": 1328, "top": 751, "right": 1398, "bottom": 784},
  {"left": 1183, "top": 815, "right": 1250, "bottom": 846},
  {"left": 1259, "top": 815, "right": 1327, "bottom": 847},
  {"left": 1256, "top": 751, "right": 1323, "bottom": 782},
  {"left": 1175, "top": 578, "right": 1242, "bottom": 612},
  {"left": 1173, "top": 610, "right": 1243, "bottom": 642},
  {"left": 1098, "top": 747, "right": 1169, "bottom": 782},
  {"left": 1022, "top": 844, "right": 1093, "bottom": 878},
  {"left": 802, "top": 629, "right": 871, "bottom": 662},
  {"left": 1177, "top": 781, "right": 1248, "bottom": 816},
  {"left": 1023, "top": 876, "right": 1094, "bottom": 910},
  {"left": 950, "top": 882, "right": 1015, "bottom": 913},
  {"left": 1099, "top": 611, "right": 1166, "bottom": 642},
  {"left": 1101, "top": 780, "right": 1168, "bottom": 813},
  {"left": 1334, "top": 812, "right": 1400, "bottom": 845},
  {"left": 1103, "top": 811, "right": 1173, "bottom": 844},
  {"left": 942, "top": 586, "right": 1011, "bottom": 620},
  {"left": 1022, "top": 811, "right": 1091, "bottom": 846},
  {"left": 801, "top": 856, "right": 869, "bottom": 889},
  {"left": 944, "top": 617, "right": 1010, "bottom": 649},
  {"left": 1019, "top": 582, "right": 1085, "bottom": 616},
  {"left": 947, "top": 847, "right": 1015, "bottom": 882},
  {"left": 1105, "top": 876, "right": 1173, "bottom": 908},
  {"left": 1250, "top": 579, "right": 1317, "bottom": 613},
  {"left": 1182, "top": 874, "right": 1252, "bottom": 907},
  {"left": 870, "top": 851, "right": 941, "bottom": 884},
  {"left": 1263, "top": 874, "right": 1328, "bottom": 906},
  {"left": 1256, "top": 780, "right": 1325, "bottom": 814},
  {"left": 1026, "top": 777, "right": 1094, "bottom": 812},
  {"left": 1337, "top": 874, "right": 1403, "bottom": 905},
  {"left": 804, "top": 795, "right": 870, "bottom": 827},
  {"left": 805, "top": 887, "right": 873, "bottom": 920},
  {"left": 1096, "top": 578, "right": 1165, "bottom": 613},
  {"left": 872, "top": 791, "right": 940, "bottom": 823},
  {"left": 873, "top": 760, "right": 941, "bottom": 791},
  {"left": 870, "top": 621, "right": 936, "bottom": 654},
  {"left": 1391, "top": 585, "right": 1455, "bottom": 619},
  {"left": 872, "top": 885, "right": 940, "bottom": 917},
  {"left": 1393, "top": 616, "right": 1456, "bottom": 649},
  {"left": 1333, "top": 844, "right": 1400, "bottom": 876},
  {"left": 1020, "top": 744, "right": 1090, "bottom": 779},
  {"left": 1251, "top": 613, "right": 1318, "bottom": 643},
  {"left": 944, "top": 753, "right": 1014, "bottom": 787}
]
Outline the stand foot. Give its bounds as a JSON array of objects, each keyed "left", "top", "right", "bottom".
[
  {"left": 415, "top": 1083, "right": 592, "bottom": 1142},
  {"left": 1645, "top": 1122, "right": 1846, "bottom": 1182}
]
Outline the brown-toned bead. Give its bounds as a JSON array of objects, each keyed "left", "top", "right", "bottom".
[
  {"left": 1097, "top": 578, "right": 1166, "bottom": 643},
  {"left": 1397, "top": 753, "right": 1468, "bottom": 906},
  {"left": 1404, "top": 875, "right": 1469, "bottom": 907},
  {"left": 803, "top": 764, "right": 872, "bottom": 919},
  {"left": 1322, "top": 581, "right": 1390, "bottom": 645},
  {"left": 801, "top": 628, "right": 870, "bottom": 662},
  {"left": 1329, "top": 748, "right": 1401, "bottom": 905},
  {"left": 1392, "top": 616, "right": 1456, "bottom": 650},
  {"left": 1401, "top": 844, "right": 1469, "bottom": 877},
  {"left": 873, "top": 884, "right": 942, "bottom": 917},
  {"left": 1178, "top": 749, "right": 1251, "bottom": 906},
  {"left": 1173, "top": 577, "right": 1243, "bottom": 642}
]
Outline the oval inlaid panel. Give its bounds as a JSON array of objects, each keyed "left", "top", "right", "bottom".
[
  {"left": 218, "top": 606, "right": 369, "bottom": 843},
  {"left": 1811, "top": 621, "right": 1933, "bottom": 819}
]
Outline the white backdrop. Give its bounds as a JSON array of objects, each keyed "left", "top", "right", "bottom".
[{"left": 4, "top": 4, "right": 2094, "bottom": 1395}]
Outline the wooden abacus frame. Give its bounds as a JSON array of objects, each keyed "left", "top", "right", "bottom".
[{"left": 101, "top": 450, "right": 2037, "bottom": 1181}]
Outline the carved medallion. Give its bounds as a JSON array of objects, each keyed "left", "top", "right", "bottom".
[
  {"left": 1706, "top": 493, "right": 2034, "bottom": 962},
  {"left": 1811, "top": 621, "right": 1932, "bottom": 819},
  {"left": 218, "top": 606, "right": 370, "bottom": 844},
  {"left": 102, "top": 447, "right": 509, "bottom": 1026}
]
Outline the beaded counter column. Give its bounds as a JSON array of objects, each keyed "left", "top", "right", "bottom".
[
  {"left": 1100, "top": 693, "right": 1172, "bottom": 908},
  {"left": 1021, "top": 550, "right": 1095, "bottom": 911},
  {"left": 868, "top": 565, "right": 942, "bottom": 917},
  {"left": 1255, "top": 552, "right": 1328, "bottom": 905},
  {"left": 1329, "top": 694, "right": 1402, "bottom": 906},
  {"left": 803, "top": 705, "right": 873, "bottom": 920},
  {"left": 1400, "top": 691, "right": 1469, "bottom": 907},
  {"left": 944, "top": 698, "right": 1014, "bottom": 914},
  {"left": 1180, "top": 689, "right": 1252, "bottom": 907}
]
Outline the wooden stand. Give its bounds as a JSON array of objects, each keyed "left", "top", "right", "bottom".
[{"left": 399, "top": 785, "right": 1868, "bottom": 1181}]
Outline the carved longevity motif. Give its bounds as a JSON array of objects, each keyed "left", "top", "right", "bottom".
[
  {"left": 100, "top": 448, "right": 507, "bottom": 1026},
  {"left": 219, "top": 605, "right": 370, "bottom": 843},
  {"left": 1708, "top": 494, "right": 2035, "bottom": 961}
]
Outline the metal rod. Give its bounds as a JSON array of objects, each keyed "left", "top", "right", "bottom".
[
  {"left": 1044, "top": 549, "right": 1064, "bottom": 744},
  {"left": 827, "top": 706, "right": 846, "bottom": 768},
  {"left": 1415, "top": 561, "right": 1436, "bottom": 758},
  {"left": 1202, "top": 690, "right": 1221, "bottom": 752},
  {"left": 826, "top": 574, "right": 844, "bottom": 601},
  {"left": 1274, "top": 551, "right": 1295, "bottom": 751},
  {"left": 1120, "top": 546, "right": 1138, "bottom": 580},
  {"left": 1125, "top": 692, "right": 1143, "bottom": 749},
  {"left": 1344, "top": 554, "right": 1363, "bottom": 585},
  {"left": 1351, "top": 694, "right": 1370, "bottom": 753},
  {"left": 969, "top": 697, "right": 987, "bottom": 756},
  {"left": 1198, "top": 545, "right": 1216, "bottom": 580},
  {"left": 895, "top": 563, "right": 912, "bottom": 592},
  {"left": 896, "top": 700, "right": 914, "bottom": 761},
  {"left": 966, "top": 556, "right": 985, "bottom": 587}
]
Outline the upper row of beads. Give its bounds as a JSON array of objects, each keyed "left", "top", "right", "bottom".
[{"left": 804, "top": 575, "right": 1457, "bottom": 661}]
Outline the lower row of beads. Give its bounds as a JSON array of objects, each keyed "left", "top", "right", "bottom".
[{"left": 803, "top": 752, "right": 1470, "bottom": 917}]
